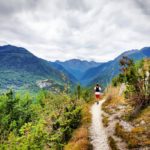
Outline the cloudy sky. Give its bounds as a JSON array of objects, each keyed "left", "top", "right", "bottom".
[{"left": 0, "top": 0, "right": 150, "bottom": 62}]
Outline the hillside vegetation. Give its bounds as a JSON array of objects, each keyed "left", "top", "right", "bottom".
[
  {"left": 1, "top": 45, "right": 149, "bottom": 92},
  {"left": 0, "top": 45, "right": 74, "bottom": 92},
  {"left": 102, "top": 58, "right": 150, "bottom": 149},
  {"left": 0, "top": 85, "right": 94, "bottom": 150},
  {"left": 0, "top": 44, "right": 150, "bottom": 150}
]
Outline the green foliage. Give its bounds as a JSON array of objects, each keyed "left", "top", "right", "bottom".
[
  {"left": 81, "top": 88, "right": 93, "bottom": 102},
  {"left": 112, "top": 77, "right": 119, "bottom": 87},
  {"left": 0, "top": 90, "right": 82, "bottom": 149},
  {"left": 0, "top": 90, "right": 33, "bottom": 138},
  {"left": 76, "top": 84, "right": 81, "bottom": 99},
  {"left": 73, "top": 85, "right": 93, "bottom": 103},
  {"left": 49, "top": 104, "right": 81, "bottom": 149},
  {"left": 113, "top": 58, "right": 150, "bottom": 117}
]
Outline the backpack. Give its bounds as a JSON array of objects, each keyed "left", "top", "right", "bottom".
[{"left": 95, "top": 87, "right": 100, "bottom": 92}]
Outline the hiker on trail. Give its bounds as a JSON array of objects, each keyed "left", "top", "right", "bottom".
[{"left": 94, "top": 84, "right": 102, "bottom": 104}]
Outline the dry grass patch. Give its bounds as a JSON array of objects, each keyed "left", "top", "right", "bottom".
[
  {"left": 108, "top": 136, "right": 119, "bottom": 150},
  {"left": 81, "top": 103, "right": 91, "bottom": 126},
  {"left": 64, "top": 127, "right": 92, "bottom": 150},
  {"left": 143, "top": 58, "right": 150, "bottom": 70},
  {"left": 115, "top": 122, "right": 150, "bottom": 149},
  {"left": 115, "top": 122, "right": 139, "bottom": 148},
  {"left": 102, "top": 115, "right": 109, "bottom": 127},
  {"left": 133, "top": 106, "right": 150, "bottom": 125},
  {"left": 64, "top": 102, "right": 92, "bottom": 150},
  {"left": 102, "top": 86, "right": 126, "bottom": 114}
]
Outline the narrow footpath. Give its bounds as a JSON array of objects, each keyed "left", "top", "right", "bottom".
[{"left": 90, "top": 99, "right": 110, "bottom": 150}]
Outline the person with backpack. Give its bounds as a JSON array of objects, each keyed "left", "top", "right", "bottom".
[{"left": 94, "top": 84, "right": 102, "bottom": 104}]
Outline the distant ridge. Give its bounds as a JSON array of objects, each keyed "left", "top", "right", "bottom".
[
  {"left": 0, "top": 44, "right": 149, "bottom": 91},
  {"left": 81, "top": 47, "right": 150, "bottom": 86},
  {"left": 0, "top": 45, "right": 74, "bottom": 91},
  {"left": 54, "top": 59, "right": 101, "bottom": 80}
]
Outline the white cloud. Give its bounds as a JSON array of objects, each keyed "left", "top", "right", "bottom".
[{"left": 0, "top": 0, "right": 150, "bottom": 62}]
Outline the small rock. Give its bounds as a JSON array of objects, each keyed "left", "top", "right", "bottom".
[
  {"left": 120, "top": 120, "right": 133, "bottom": 132},
  {"left": 114, "top": 115, "right": 120, "bottom": 120},
  {"left": 140, "top": 120, "right": 146, "bottom": 125},
  {"left": 117, "top": 105, "right": 125, "bottom": 110}
]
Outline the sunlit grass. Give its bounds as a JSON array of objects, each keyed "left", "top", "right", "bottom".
[{"left": 64, "top": 100, "right": 92, "bottom": 150}]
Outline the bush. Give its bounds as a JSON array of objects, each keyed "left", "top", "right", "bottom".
[
  {"left": 0, "top": 90, "right": 82, "bottom": 149},
  {"left": 0, "top": 90, "right": 33, "bottom": 138},
  {"left": 102, "top": 115, "right": 109, "bottom": 127},
  {"left": 115, "top": 58, "right": 150, "bottom": 117},
  {"left": 108, "top": 136, "right": 119, "bottom": 150},
  {"left": 49, "top": 105, "right": 82, "bottom": 149}
]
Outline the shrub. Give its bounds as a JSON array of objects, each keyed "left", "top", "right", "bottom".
[
  {"left": 49, "top": 104, "right": 82, "bottom": 149},
  {"left": 0, "top": 90, "right": 33, "bottom": 138},
  {"left": 0, "top": 90, "right": 82, "bottom": 149},
  {"left": 108, "top": 136, "right": 119, "bottom": 150},
  {"left": 115, "top": 58, "right": 150, "bottom": 117},
  {"left": 102, "top": 115, "right": 109, "bottom": 127},
  {"left": 115, "top": 123, "right": 145, "bottom": 148}
]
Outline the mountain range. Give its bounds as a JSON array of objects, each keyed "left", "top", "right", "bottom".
[
  {"left": 0, "top": 45, "right": 149, "bottom": 91},
  {"left": 0, "top": 45, "right": 75, "bottom": 92},
  {"left": 81, "top": 47, "right": 150, "bottom": 86},
  {"left": 52, "top": 47, "right": 150, "bottom": 87},
  {"left": 54, "top": 59, "right": 101, "bottom": 80}
]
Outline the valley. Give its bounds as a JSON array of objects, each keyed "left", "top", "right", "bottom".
[
  {"left": 0, "top": 45, "right": 150, "bottom": 92},
  {"left": 1, "top": 0, "right": 150, "bottom": 149},
  {"left": 0, "top": 45, "right": 149, "bottom": 150}
]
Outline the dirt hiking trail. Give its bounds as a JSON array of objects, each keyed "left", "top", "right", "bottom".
[{"left": 90, "top": 99, "right": 110, "bottom": 150}]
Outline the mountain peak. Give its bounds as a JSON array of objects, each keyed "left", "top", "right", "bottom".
[
  {"left": 0, "top": 44, "right": 24, "bottom": 50},
  {"left": 55, "top": 59, "right": 101, "bottom": 80},
  {"left": 0, "top": 45, "right": 32, "bottom": 55}
]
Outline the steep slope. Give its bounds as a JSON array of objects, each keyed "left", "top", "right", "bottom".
[
  {"left": 0, "top": 45, "right": 70, "bottom": 91},
  {"left": 81, "top": 61, "right": 112, "bottom": 85},
  {"left": 82, "top": 47, "right": 150, "bottom": 86},
  {"left": 141, "top": 47, "right": 150, "bottom": 57},
  {"left": 55, "top": 59, "right": 101, "bottom": 80},
  {"left": 49, "top": 62, "right": 78, "bottom": 84}
]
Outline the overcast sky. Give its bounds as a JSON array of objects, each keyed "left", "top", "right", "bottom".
[{"left": 0, "top": 0, "right": 150, "bottom": 62}]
